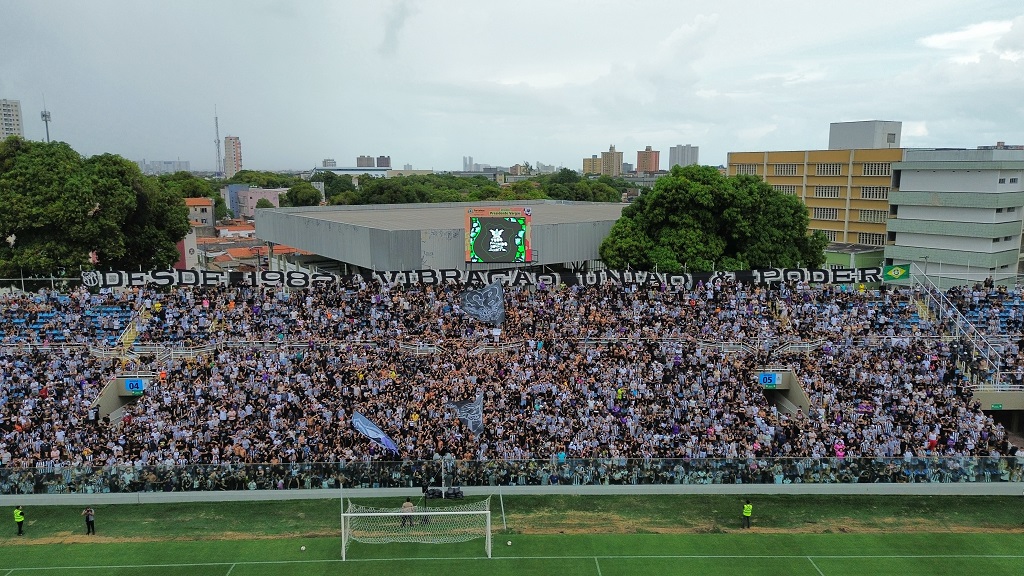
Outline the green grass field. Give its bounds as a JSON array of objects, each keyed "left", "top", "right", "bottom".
[{"left": 2, "top": 495, "right": 1023, "bottom": 575}]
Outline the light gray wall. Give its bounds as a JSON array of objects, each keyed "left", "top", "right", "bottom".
[
  {"left": 828, "top": 120, "right": 901, "bottom": 150},
  {"left": 256, "top": 208, "right": 619, "bottom": 272}
]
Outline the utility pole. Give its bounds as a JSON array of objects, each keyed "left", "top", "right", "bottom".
[{"left": 214, "top": 106, "right": 222, "bottom": 176}]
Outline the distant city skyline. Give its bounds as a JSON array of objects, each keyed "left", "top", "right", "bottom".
[{"left": 3, "top": 1, "right": 1023, "bottom": 171}]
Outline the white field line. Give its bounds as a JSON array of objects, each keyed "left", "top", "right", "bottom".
[
  {"left": 808, "top": 556, "right": 826, "bottom": 576},
  {"left": 3, "top": 553, "right": 1024, "bottom": 570},
  {"left": 594, "top": 557, "right": 603, "bottom": 576}
]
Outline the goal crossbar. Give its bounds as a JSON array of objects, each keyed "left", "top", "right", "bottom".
[{"left": 341, "top": 498, "right": 492, "bottom": 560}]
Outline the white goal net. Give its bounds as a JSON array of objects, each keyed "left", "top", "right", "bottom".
[{"left": 341, "top": 497, "right": 492, "bottom": 560}]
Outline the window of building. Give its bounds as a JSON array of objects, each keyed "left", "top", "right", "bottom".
[
  {"left": 812, "top": 207, "right": 839, "bottom": 220},
  {"left": 200, "top": 207, "right": 208, "bottom": 213},
  {"left": 820, "top": 230, "right": 838, "bottom": 242},
  {"left": 772, "top": 164, "right": 798, "bottom": 176},
  {"left": 994, "top": 237, "right": 1001, "bottom": 243},
  {"left": 859, "top": 209, "right": 888, "bottom": 223},
  {"left": 734, "top": 164, "right": 758, "bottom": 175},
  {"left": 1005, "top": 236, "right": 1014, "bottom": 242},
  {"left": 1012, "top": 178, "right": 1020, "bottom": 183},
  {"left": 860, "top": 186, "right": 889, "bottom": 200},
  {"left": 862, "top": 163, "right": 891, "bottom": 176},
  {"left": 858, "top": 232, "right": 885, "bottom": 246},
  {"left": 996, "top": 208, "right": 1004, "bottom": 213},
  {"left": 201, "top": 219, "right": 208, "bottom": 224},
  {"left": 886, "top": 133, "right": 897, "bottom": 144},
  {"left": 999, "top": 178, "right": 1006, "bottom": 184},
  {"left": 815, "top": 163, "right": 842, "bottom": 176},
  {"left": 772, "top": 184, "right": 797, "bottom": 195},
  {"left": 1009, "top": 207, "right": 1017, "bottom": 212},
  {"left": 814, "top": 185, "right": 841, "bottom": 198}
]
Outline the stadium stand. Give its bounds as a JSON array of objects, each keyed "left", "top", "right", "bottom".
[{"left": 1, "top": 278, "right": 1022, "bottom": 494}]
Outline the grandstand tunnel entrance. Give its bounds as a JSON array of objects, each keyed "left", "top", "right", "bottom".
[{"left": 755, "top": 368, "right": 811, "bottom": 416}]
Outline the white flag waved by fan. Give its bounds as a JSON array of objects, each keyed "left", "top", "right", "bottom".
[
  {"left": 461, "top": 282, "right": 505, "bottom": 326},
  {"left": 448, "top": 392, "right": 485, "bottom": 434}
]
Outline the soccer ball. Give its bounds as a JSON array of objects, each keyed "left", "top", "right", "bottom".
[
  {"left": 506, "top": 540, "right": 512, "bottom": 546},
  {"left": 300, "top": 546, "right": 306, "bottom": 551}
]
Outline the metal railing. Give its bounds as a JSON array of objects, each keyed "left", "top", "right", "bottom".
[{"left": 2, "top": 456, "right": 1021, "bottom": 495}]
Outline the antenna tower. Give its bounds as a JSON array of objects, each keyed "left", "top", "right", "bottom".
[
  {"left": 40, "top": 94, "right": 51, "bottom": 143},
  {"left": 214, "top": 106, "right": 223, "bottom": 176}
]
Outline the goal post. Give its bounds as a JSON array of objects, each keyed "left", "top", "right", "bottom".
[{"left": 341, "top": 497, "right": 492, "bottom": 560}]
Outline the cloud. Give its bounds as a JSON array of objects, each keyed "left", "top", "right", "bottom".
[
  {"left": 380, "top": 0, "right": 415, "bottom": 57},
  {"left": 994, "top": 15, "right": 1024, "bottom": 61},
  {"left": 737, "top": 123, "right": 778, "bottom": 141},
  {"left": 903, "top": 121, "right": 929, "bottom": 138},
  {"left": 919, "top": 20, "right": 1014, "bottom": 63}
]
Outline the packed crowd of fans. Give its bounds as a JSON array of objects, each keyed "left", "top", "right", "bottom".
[{"left": 1, "top": 276, "right": 1022, "bottom": 493}]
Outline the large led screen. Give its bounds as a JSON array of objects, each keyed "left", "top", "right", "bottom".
[{"left": 465, "top": 207, "right": 532, "bottom": 263}]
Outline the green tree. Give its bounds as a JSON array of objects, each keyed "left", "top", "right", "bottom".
[
  {"left": 281, "top": 181, "right": 322, "bottom": 207},
  {"left": 0, "top": 136, "right": 189, "bottom": 277},
  {"left": 325, "top": 174, "right": 355, "bottom": 198},
  {"left": 254, "top": 198, "right": 275, "bottom": 209},
  {"left": 225, "top": 170, "right": 301, "bottom": 189},
  {"left": 548, "top": 168, "right": 580, "bottom": 186},
  {"left": 118, "top": 172, "right": 190, "bottom": 270},
  {"left": 599, "top": 164, "right": 826, "bottom": 272},
  {"left": 160, "top": 171, "right": 227, "bottom": 220}
]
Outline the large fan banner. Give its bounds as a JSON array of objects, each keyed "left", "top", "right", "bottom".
[
  {"left": 448, "top": 393, "right": 485, "bottom": 434},
  {"left": 460, "top": 282, "right": 505, "bottom": 326},
  {"left": 82, "top": 266, "right": 884, "bottom": 290}
]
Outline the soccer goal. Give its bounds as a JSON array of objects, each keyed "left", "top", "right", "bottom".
[{"left": 341, "top": 497, "right": 492, "bottom": 560}]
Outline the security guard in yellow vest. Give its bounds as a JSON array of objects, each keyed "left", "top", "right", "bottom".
[
  {"left": 14, "top": 505, "right": 25, "bottom": 536},
  {"left": 742, "top": 500, "right": 752, "bottom": 529}
]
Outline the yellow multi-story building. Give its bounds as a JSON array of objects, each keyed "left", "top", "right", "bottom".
[
  {"left": 601, "top": 145, "right": 623, "bottom": 177},
  {"left": 582, "top": 154, "right": 602, "bottom": 175},
  {"left": 726, "top": 148, "right": 903, "bottom": 247}
]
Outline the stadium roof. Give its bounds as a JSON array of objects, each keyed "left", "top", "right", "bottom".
[
  {"left": 254, "top": 200, "right": 627, "bottom": 270},
  {"left": 282, "top": 200, "right": 625, "bottom": 231},
  {"left": 826, "top": 243, "right": 885, "bottom": 255}
]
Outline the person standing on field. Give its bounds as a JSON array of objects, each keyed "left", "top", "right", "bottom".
[
  {"left": 742, "top": 500, "right": 752, "bottom": 529},
  {"left": 82, "top": 507, "right": 96, "bottom": 535},
  {"left": 14, "top": 505, "right": 24, "bottom": 536},
  {"left": 401, "top": 497, "right": 415, "bottom": 527}
]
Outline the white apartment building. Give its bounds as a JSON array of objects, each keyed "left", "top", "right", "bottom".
[
  {"left": 0, "top": 99, "right": 24, "bottom": 138},
  {"left": 885, "top": 148, "right": 1024, "bottom": 287},
  {"left": 224, "top": 136, "right": 242, "bottom": 179},
  {"left": 669, "top": 144, "right": 699, "bottom": 169}
]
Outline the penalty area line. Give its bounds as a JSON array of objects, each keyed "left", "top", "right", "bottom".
[{"left": 4, "top": 553, "right": 1024, "bottom": 571}]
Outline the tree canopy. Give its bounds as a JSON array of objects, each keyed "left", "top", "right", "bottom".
[
  {"left": 279, "top": 181, "right": 323, "bottom": 207},
  {"left": 310, "top": 171, "right": 356, "bottom": 204},
  {"left": 224, "top": 169, "right": 302, "bottom": 189},
  {"left": 329, "top": 171, "right": 630, "bottom": 205},
  {"left": 0, "top": 136, "right": 189, "bottom": 278},
  {"left": 599, "top": 164, "right": 827, "bottom": 272},
  {"left": 158, "top": 171, "right": 228, "bottom": 220}
]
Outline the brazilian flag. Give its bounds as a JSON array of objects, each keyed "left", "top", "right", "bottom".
[{"left": 882, "top": 265, "right": 909, "bottom": 282}]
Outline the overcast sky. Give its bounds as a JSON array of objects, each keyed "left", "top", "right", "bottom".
[{"left": 3, "top": 1, "right": 1023, "bottom": 172}]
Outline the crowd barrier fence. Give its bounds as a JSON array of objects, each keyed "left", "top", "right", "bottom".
[{"left": 2, "top": 456, "right": 1021, "bottom": 496}]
